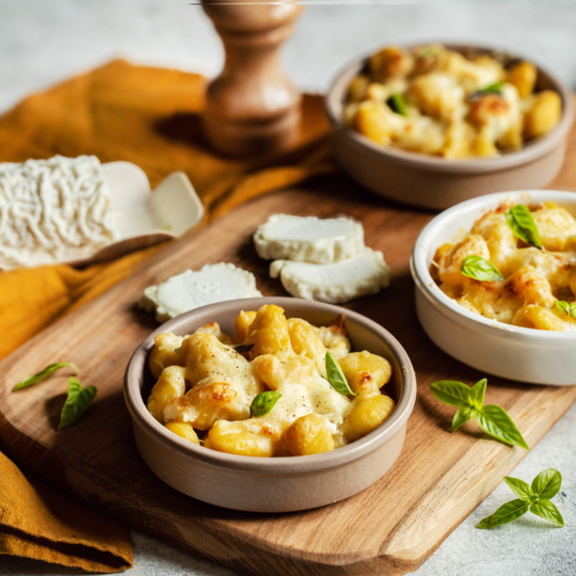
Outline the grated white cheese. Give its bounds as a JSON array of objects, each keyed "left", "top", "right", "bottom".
[{"left": 0, "top": 155, "right": 119, "bottom": 269}]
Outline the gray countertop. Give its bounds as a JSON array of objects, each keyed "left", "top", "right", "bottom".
[{"left": 1, "top": 2, "right": 576, "bottom": 575}]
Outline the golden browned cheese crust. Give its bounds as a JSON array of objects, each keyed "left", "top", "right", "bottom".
[{"left": 433, "top": 201, "right": 576, "bottom": 330}]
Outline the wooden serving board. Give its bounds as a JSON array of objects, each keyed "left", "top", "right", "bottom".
[{"left": 2, "top": 156, "right": 576, "bottom": 575}]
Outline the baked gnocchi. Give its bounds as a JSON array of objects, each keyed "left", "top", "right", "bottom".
[
  {"left": 345, "top": 44, "right": 562, "bottom": 159},
  {"left": 146, "top": 304, "right": 396, "bottom": 456},
  {"left": 432, "top": 200, "right": 576, "bottom": 330}
]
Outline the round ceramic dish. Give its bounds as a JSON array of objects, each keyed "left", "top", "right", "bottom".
[
  {"left": 325, "top": 44, "right": 575, "bottom": 210},
  {"left": 124, "top": 297, "right": 417, "bottom": 512},
  {"left": 411, "top": 190, "right": 576, "bottom": 386}
]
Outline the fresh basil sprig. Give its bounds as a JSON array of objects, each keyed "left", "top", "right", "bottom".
[
  {"left": 250, "top": 391, "right": 282, "bottom": 418},
  {"left": 325, "top": 351, "right": 357, "bottom": 396},
  {"left": 555, "top": 300, "right": 576, "bottom": 318},
  {"left": 13, "top": 362, "right": 78, "bottom": 391},
  {"left": 430, "top": 378, "right": 529, "bottom": 449},
  {"left": 505, "top": 204, "right": 542, "bottom": 250},
  {"left": 469, "top": 81, "right": 504, "bottom": 99},
  {"left": 58, "top": 377, "right": 97, "bottom": 430},
  {"left": 478, "top": 468, "right": 564, "bottom": 529},
  {"left": 460, "top": 255, "right": 505, "bottom": 282},
  {"left": 387, "top": 93, "right": 408, "bottom": 117}
]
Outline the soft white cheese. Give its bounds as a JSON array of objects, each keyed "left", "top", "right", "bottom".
[
  {"left": 139, "top": 262, "right": 263, "bottom": 322},
  {"left": 270, "top": 248, "right": 391, "bottom": 304},
  {"left": 0, "top": 155, "right": 119, "bottom": 269},
  {"left": 253, "top": 214, "right": 364, "bottom": 264}
]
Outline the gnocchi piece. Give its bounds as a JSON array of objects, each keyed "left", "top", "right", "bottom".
[
  {"left": 369, "top": 46, "right": 414, "bottom": 82},
  {"left": 235, "top": 310, "right": 257, "bottom": 343},
  {"left": 288, "top": 318, "right": 327, "bottom": 375},
  {"left": 343, "top": 395, "right": 396, "bottom": 443},
  {"left": 338, "top": 351, "right": 392, "bottom": 395},
  {"left": 244, "top": 304, "right": 292, "bottom": 359},
  {"left": 507, "top": 61, "right": 537, "bottom": 98},
  {"left": 165, "top": 421, "right": 200, "bottom": 445},
  {"left": 512, "top": 305, "right": 566, "bottom": 331},
  {"left": 147, "top": 365, "right": 186, "bottom": 422},
  {"left": 148, "top": 333, "right": 184, "bottom": 380},
  {"left": 354, "top": 100, "right": 394, "bottom": 145},
  {"left": 193, "top": 321, "right": 233, "bottom": 345},
  {"left": 285, "top": 414, "right": 335, "bottom": 456},
  {"left": 209, "top": 419, "right": 279, "bottom": 457},
  {"left": 523, "top": 90, "right": 562, "bottom": 140}
]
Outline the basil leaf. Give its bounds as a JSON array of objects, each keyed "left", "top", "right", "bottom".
[
  {"left": 13, "top": 362, "right": 78, "bottom": 391},
  {"left": 468, "top": 378, "right": 487, "bottom": 410},
  {"left": 58, "top": 377, "right": 97, "bottom": 430},
  {"left": 504, "top": 476, "right": 533, "bottom": 501},
  {"left": 325, "top": 351, "right": 357, "bottom": 396},
  {"left": 530, "top": 499, "right": 564, "bottom": 527},
  {"left": 460, "top": 255, "right": 505, "bottom": 282},
  {"left": 451, "top": 407, "right": 473, "bottom": 432},
  {"left": 505, "top": 205, "right": 542, "bottom": 250},
  {"left": 531, "top": 468, "right": 562, "bottom": 500},
  {"left": 475, "top": 404, "right": 529, "bottom": 449},
  {"left": 417, "top": 46, "right": 439, "bottom": 59},
  {"left": 468, "top": 83, "right": 504, "bottom": 101},
  {"left": 555, "top": 301, "right": 576, "bottom": 318},
  {"left": 387, "top": 93, "right": 408, "bottom": 117},
  {"left": 477, "top": 498, "right": 530, "bottom": 529},
  {"left": 250, "top": 391, "right": 282, "bottom": 418},
  {"left": 555, "top": 300, "right": 571, "bottom": 316},
  {"left": 430, "top": 380, "right": 472, "bottom": 408}
]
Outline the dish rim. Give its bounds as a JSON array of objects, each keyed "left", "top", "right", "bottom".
[
  {"left": 124, "top": 297, "right": 417, "bottom": 474},
  {"left": 325, "top": 41, "right": 575, "bottom": 172},
  {"left": 411, "top": 189, "right": 576, "bottom": 342}
]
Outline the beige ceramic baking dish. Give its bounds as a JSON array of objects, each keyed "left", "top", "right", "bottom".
[
  {"left": 124, "top": 297, "right": 417, "bottom": 512},
  {"left": 325, "top": 44, "right": 575, "bottom": 210}
]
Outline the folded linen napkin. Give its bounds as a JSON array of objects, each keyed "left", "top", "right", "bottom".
[{"left": 0, "top": 60, "right": 334, "bottom": 569}]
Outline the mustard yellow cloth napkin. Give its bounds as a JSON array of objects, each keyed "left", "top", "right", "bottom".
[
  {"left": 0, "top": 451, "right": 133, "bottom": 572},
  {"left": 0, "top": 60, "right": 334, "bottom": 569}
]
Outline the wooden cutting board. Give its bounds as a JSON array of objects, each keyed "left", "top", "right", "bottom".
[{"left": 2, "top": 144, "right": 576, "bottom": 575}]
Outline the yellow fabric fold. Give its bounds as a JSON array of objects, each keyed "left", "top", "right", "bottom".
[
  {"left": 0, "top": 59, "right": 334, "bottom": 570},
  {"left": 0, "top": 451, "right": 133, "bottom": 572}
]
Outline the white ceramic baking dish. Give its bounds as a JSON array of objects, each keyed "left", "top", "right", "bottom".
[{"left": 411, "top": 190, "right": 576, "bottom": 386}]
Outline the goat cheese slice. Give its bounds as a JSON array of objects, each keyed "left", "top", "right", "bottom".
[
  {"left": 139, "top": 263, "right": 262, "bottom": 322},
  {"left": 270, "top": 248, "right": 391, "bottom": 304},
  {"left": 253, "top": 214, "right": 364, "bottom": 264}
]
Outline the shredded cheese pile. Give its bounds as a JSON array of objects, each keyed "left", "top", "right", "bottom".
[{"left": 0, "top": 155, "right": 119, "bottom": 269}]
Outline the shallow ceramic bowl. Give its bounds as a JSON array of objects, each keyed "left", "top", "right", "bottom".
[
  {"left": 325, "top": 44, "right": 575, "bottom": 210},
  {"left": 411, "top": 190, "right": 576, "bottom": 385},
  {"left": 124, "top": 297, "right": 417, "bottom": 512}
]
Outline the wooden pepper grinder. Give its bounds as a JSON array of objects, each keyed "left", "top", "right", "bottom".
[{"left": 201, "top": 0, "right": 303, "bottom": 157}]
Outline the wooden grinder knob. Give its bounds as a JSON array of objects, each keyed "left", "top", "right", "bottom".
[{"left": 202, "top": 0, "right": 303, "bottom": 157}]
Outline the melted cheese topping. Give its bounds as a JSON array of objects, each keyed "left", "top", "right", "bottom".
[
  {"left": 146, "top": 305, "right": 396, "bottom": 457},
  {"left": 345, "top": 44, "right": 561, "bottom": 159},
  {"left": 0, "top": 156, "right": 119, "bottom": 269},
  {"left": 433, "top": 200, "right": 576, "bottom": 331}
]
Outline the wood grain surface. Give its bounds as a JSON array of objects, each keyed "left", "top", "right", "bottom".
[{"left": 2, "top": 129, "right": 576, "bottom": 576}]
